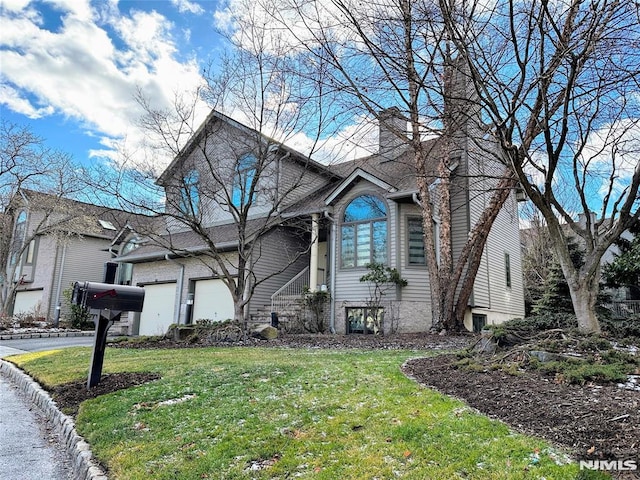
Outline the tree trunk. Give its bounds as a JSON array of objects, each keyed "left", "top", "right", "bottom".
[
  {"left": 234, "top": 302, "right": 245, "bottom": 325},
  {"left": 566, "top": 271, "right": 602, "bottom": 334}
]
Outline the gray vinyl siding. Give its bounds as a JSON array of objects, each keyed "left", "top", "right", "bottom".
[
  {"left": 464, "top": 132, "right": 524, "bottom": 318},
  {"left": 278, "top": 159, "right": 331, "bottom": 208},
  {"left": 48, "top": 236, "right": 112, "bottom": 319},
  {"left": 484, "top": 191, "right": 525, "bottom": 317},
  {"left": 163, "top": 120, "right": 333, "bottom": 234},
  {"left": 465, "top": 146, "right": 492, "bottom": 308},
  {"left": 249, "top": 227, "right": 310, "bottom": 314},
  {"left": 450, "top": 152, "right": 472, "bottom": 302},
  {"left": 333, "top": 181, "right": 397, "bottom": 303},
  {"left": 397, "top": 204, "right": 430, "bottom": 302}
]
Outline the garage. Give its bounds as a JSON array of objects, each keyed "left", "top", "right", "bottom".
[
  {"left": 139, "top": 283, "right": 176, "bottom": 336},
  {"left": 13, "top": 289, "right": 44, "bottom": 316},
  {"left": 192, "top": 279, "right": 234, "bottom": 323}
]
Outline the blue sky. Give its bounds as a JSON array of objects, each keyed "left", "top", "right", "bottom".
[
  {"left": 1, "top": 0, "right": 377, "bottom": 173},
  {"left": 0, "top": 0, "right": 236, "bottom": 169}
]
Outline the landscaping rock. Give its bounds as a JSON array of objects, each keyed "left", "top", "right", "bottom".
[
  {"left": 252, "top": 324, "right": 278, "bottom": 340},
  {"left": 529, "top": 350, "right": 561, "bottom": 362},
  {"left": 474, "top": 330, "right": 497, "bottom": 354}
]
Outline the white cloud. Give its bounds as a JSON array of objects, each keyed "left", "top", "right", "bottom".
[
  {"left": 170, "top": 0, "right": 204, "bottom": 15},
  {"left": 583, "top": 119, "right": 640, "bottom": 207},
  {"left": 1, "top": 0, "right": 32, "bottom": 13},
  {"left": 0, "top": 84, "right": 54, "bottom": 118},
  {"left": 0, "top": 1, "right": 207, "bottom": 169}
]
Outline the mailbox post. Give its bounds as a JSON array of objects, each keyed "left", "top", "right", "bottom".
[{"left": 72, "top": 282, "right": 145, "bottom": 389}]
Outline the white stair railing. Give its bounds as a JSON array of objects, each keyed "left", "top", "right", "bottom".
[{"left": 271, "top": 267, "right": 310, "bottom": 315}]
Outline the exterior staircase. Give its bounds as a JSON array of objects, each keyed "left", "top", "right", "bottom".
[{"left": 250, "top": 267, "right": 310, "bottom": 330}]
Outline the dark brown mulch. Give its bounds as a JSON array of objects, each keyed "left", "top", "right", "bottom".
[
  {"left": 49, "top": 372, "right": 161, "bottom": 416},
  {"left": 402, "top": 354, "right": 640, "bottom": 466}
]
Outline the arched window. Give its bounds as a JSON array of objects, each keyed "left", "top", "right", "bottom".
[
  {"left": 179, "top": 170, "right": 199, "bottom": 215},
  {"left": 341, "top": 195, "right": 387, "bottom": 268}
]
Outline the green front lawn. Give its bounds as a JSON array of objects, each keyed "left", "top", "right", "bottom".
[{"left": 11, "top": 346, "right": 588, "bottom": 479}]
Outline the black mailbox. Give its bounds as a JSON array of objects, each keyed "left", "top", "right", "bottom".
[{"left": 72, "top": 281, "right": 145, "bottom": 312}]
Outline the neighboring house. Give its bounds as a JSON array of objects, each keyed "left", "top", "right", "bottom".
[
  {"left": 3, "top": 189, "right": 150, "bottom": 331},
  {"left": 113, "top": 108, "right": 525, "bottom": 336},
  {"left": 520, "top": 216, "right": 639, "bottom": 317}
]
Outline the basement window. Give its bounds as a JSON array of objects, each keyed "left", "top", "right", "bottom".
[{"left": 346, "top": 307, "right": 383, "bottom": 335}]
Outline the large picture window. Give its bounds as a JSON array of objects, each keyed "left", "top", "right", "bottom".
[{"left": 341, "top": 195, "right": 387, "bottom": 268}]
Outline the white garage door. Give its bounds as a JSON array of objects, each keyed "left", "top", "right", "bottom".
[
  {"left": 139, "top": 283, "right": 176, "bottom": 336},
  {"left": 192, "top": 279, "right": 234, "bottom": 323},
  {"left": 13, "top": 290, "right": 44, "bottom": 315}
]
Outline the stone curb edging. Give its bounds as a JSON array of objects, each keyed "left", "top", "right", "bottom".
[
  {"left": 0, "top": 360, "right": 108, "bottom": 480},
  {"left": 0, "top": 331, "right": 95, "bottom": 340}
]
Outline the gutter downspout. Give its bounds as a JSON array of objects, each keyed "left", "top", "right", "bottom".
[
  {"left": 165, "top": 254, "right": 185, "bottom": 325},
  {"left": 324, "top": 210, "right": 337, "bottom": 334},
  {"left": 52, "top": 243, "right": 67, "bottom": 327}
]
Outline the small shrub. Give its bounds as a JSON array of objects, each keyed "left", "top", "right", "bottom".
[
  {"left": 454, "top": 357, "right": 486, "bottom": 372},
  {"left": 534, "top": 356, "right": 634, "bottom": 385},
  {"left": 62, "top": 285, "right": 93, "bottom": 330},
  {"left": 499, "top": 313, "right": 579, "bottom": 334},
  {"left": 562, "top": 363, "right": 628, "bottom": 385},
  {"left": 576, "top": 336, "right": 611, "bottom": 352},
  {"left": 300, "top": 288, "right": 330, "bottom": 333}
]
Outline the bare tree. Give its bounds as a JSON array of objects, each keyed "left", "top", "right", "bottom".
[
  {"left": 439, "top": 0, "right": 640, "bottom": 333},
  {"left": 248, "top": 0, "right": 519, "bottom": 330},
  {"left": 0, "top": 122, "right": 89, "bottom": 315},
  {"left": 96, "top": 12, "right": 332, "bottom": 325}
]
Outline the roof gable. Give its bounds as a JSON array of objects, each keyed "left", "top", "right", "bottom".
[
  {"left": 157, "top": 109, "right": 336, "bottom": 186},
  {"left": 324, "top": 168, "right": 396, "bottom": 206}
]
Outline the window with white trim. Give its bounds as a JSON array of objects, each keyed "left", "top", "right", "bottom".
[{"left": 341, "top": 195, "right": 387, "bottom": 268}]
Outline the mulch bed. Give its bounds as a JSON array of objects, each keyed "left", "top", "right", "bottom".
[
  {"left": 49, "top": 372, "right": 161, "bottom": 416},
  {"left": 402, "top": 354, "right": 639, "bottom": 463},
  {"left": 46, "top": 333, "right": 639, "bottom": 476}
]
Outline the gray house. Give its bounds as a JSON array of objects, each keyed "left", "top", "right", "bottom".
[
  {"left": 113, "top": 108, "right": 525, "bottom": 336},
  {"left": 4, "top": 189, "right": 150, "bottom": 330}
]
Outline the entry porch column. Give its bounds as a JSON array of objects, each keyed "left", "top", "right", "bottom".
[{"left": 309, "top": 213, "right": 320, "bottom": 292}]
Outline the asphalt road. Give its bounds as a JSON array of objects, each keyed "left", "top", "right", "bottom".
[
  {"left": 0, "top": 336, "right": 96, "bottom": 357},
  {"left": 0, "top": 336, "right": 97, "bottom": 480}
]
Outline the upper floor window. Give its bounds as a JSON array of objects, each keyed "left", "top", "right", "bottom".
[
  {"left": 179, "top": 170, "right": 199, "bottom": 216},
  {"left": 232, "top": 154, "right": 257, "bottom": 208},
  {"left": 341, "top": 195, "right": 387, "bottom": 268},
  {"left": 10, "top": 211, "right": 27, "bottom": 266}
]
